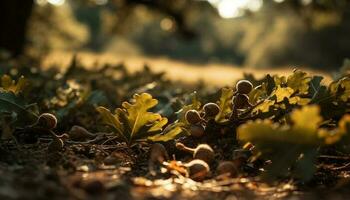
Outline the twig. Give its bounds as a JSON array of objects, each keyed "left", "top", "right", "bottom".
[
  {"left": 318, "top": 155, "right": 350, "bottom": 160},
  {"left": 101, "top": 136, "right": 120, "bottom": 145},
  {"left": 332, "top": 162, "right": 350, "bottom": 170}
]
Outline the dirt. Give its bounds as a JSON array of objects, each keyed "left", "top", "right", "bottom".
[{"left": 0, "top": 53, "right": 348, "bottom": 200}]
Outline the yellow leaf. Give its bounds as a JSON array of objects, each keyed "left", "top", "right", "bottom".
[
  {"left": 249, "top": 82, "right": 269, "bottom": 104},
  {"left": 96, "top": 106, "right": 124, "bottom": 134},
  {"left": 122, "top": 93, "right": 162, "bottom": 137},
  {"left": 148, "top": 126, "right": 182, "bottom": 142},
  {"left": 237, "top": 119, "right": 278, "bottom": 142},
  {"left": 287, "top": 70, "right": 311, "bottom": 95},
  {"left": 97, "top": 93, "right": 168, "bottom": 145},
  {"left": 215, "top": 87, "right": 233, "bottom": 123},
  {"left": 271, "top": 86, "right": 294, "bottom": 102},
  {"left": 289, "top": 96, "right": 311, "bottom": 105},
  {"left": 318, "top": 115, "right": 350, "bottom": 145},
  {"left": 339, "top": 88, "right": 350, "bottom": 102},
  {"left": 253, "top": 99, "right": 274, "bottom": 113},
  {"left": 291, "top": 105, "right": 322, "bottom": 132},
  {"left": 1, "top": 75, "right": 13, "bottom": 89},
  {"left": 329, "top": 77, "right": 350, "bottom": 102},
  {"left": 339, "top": 114, "right": 350, "bottom": 134},
  {"left": 273, "top": 75, "right": 286, "bottom": 86},
  {"left": 238, "top": 105, "right": 324, "bottom": 146},
  {"left": 149, "top": 118, "right": 168, "bottom": 132},
  {"left": 0, "top": 75, "right": 28, "bottom": 95}
]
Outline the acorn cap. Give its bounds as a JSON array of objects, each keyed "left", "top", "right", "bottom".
[{"left": 216, "top": 161, "right": 238, "bottom": 178}]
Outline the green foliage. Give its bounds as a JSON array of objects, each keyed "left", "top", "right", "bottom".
[
  {"left": 0, "top": 92, "right": 37, "bottom": 123},
  {"left": 238, "top": 105, "right": 347, "bottom": 180},
  {"left": 147, "top": 124, "right": 183, "bottom": 142},
  {"left": 286, "top": 70, "right": 311, "bottom": 95},
  {"left": 176, "top": 92, "right": 201, "bottom": 124},
  {"left": 329, "top": 77, "right": 350, "bottom": 102},
  {"left": 215, "top": 87, "right": 233, "bottom": 123},
  {"left": 234, "top": 70, "right": 350, "bottom": 180},
  {"left": 97, "top": 93, "right": 174, "bottom": 145},
  {"left": 0, "top": 75, "right": 37, "bottom": 139}
]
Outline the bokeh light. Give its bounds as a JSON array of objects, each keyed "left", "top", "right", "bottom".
[
  {"left": 48, "top": 0, "right": 66, "bottom": 6},
  {"left": 209, "top": 0, "right": 263, "bottom": 19}
]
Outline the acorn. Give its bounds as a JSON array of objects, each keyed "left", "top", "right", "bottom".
[
  {"left": 216, "top": 161, "right": 238, "bottom": 178},
  {"left": 149, "top": 143, "right": 169, "bottom": 175},
  {"left": 176, "top": 142, "right": 215, "bottom": 164},
  {"left": 232, "top": 93, "right": 251, "bottom": 109},
  {"left": 149, "top": 143, "right": 169, "bottom": 164},
  {"left": 68, "top": 125, "right": 95, "bottom": 141},
  {"left": 236, "top": 80, "right": 253, "bottom": 94},
  {"left": 48, "top": 137, "right": 64, "bottom": 152},
  {"left": 36, "top": 113, "right": 57, "bottom": 129},
  {"left": 103, "top": 155, "right": 120, "bottom": 166},
  {"left": 203, "top": 103, "right": 220, "bottom": 117},
  {"left": 48, "top": 134, "right": 68, "bottom": 152},
  {"left": 185, "top": 110, "right": 202, "bottom": 124},
  {"left": 185, "top": 159, "right": 210, "bottom": 181},
  {"left": 82, "top": 179, "right": 105, "bottom": 195},
  {"left": 189, "top": 124, "right": 205, "bottom": 138}
]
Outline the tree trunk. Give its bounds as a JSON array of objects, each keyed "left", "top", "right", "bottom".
[{"left": 0, "top": 0, "right": 34, "bottom": 56}]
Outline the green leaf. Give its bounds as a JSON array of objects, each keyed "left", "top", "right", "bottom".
[
  {"left": 329, "top": 77, "right": 350, "bottom": 102},
  {"left": 148, "top": 125, "right": 183, "bottom": 142},
  {"left": 249, "top": 83, "right": 268, "bottom": 104},
  {"left": 273, "top": 75, "right": 286, "bottom": 86},
  {"left": 215, "top": 87, "right": 233, "bottom": 123},
  {"left": 308, "top": 75, "right": 323, "bottom": 97},
  {"left": 293, "top": 149, "right": 318, "bottom": 181},
  {"left": 0, "top": 92, "right": 37, "bottom": 126},
  {"left": 117, "top": 108, "right": 132, "bottom": 141},
  {"left": 287, "top": 70, "right": 311, "bottom": 95},
  {"left": 97, "top": 93, "right": 168, "bottom": 145},
  {"left": 122, "top": 93, "right": 163, "bottom": 137},
  {"left": 96, "top": 106, "right": 124, "bottom": 135},
  {"left": 237, "top": 105, "right": 325, "bottom": 180},
  {"left": 0, "top": 92, "right": 37, "bottom": 118},
  {"left": 177, "top": 92, "right": 201, "bottom": 124}
]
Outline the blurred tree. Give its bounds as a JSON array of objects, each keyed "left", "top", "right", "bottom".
[
  {"left": 1, "top": 0, "right": 350, "bottom": 58},
  {"left": 267, "top": 0, "right": 350, "bottom": 28},
  {"left": 74, "top": 0, "right": 215, "bottom": 39},
  {"left": 0, "top": 0, "right": 34, "bottom": 56}
]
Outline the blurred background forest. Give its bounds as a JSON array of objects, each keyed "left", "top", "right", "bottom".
[{"left": 0, "top": 0, "right": 350, "bottom": 70}]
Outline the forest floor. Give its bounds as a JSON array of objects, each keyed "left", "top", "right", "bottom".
[{"left": 1, "top": 52, "right": 349, "bottom": 200}]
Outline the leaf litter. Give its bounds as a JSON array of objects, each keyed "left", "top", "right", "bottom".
[{"left": 1, "top": 57, "right": 350, "bottom": 199}]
